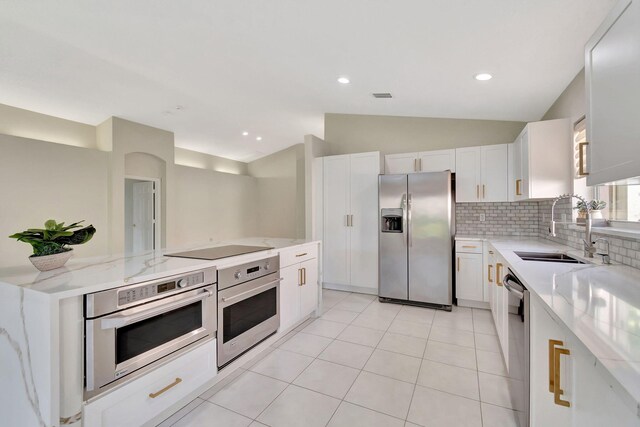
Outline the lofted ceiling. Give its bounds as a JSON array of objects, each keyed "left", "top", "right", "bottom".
[{"left": 0, "top": 0, "right": 615, "bottom": 162}]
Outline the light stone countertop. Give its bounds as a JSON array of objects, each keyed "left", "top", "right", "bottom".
[
  {"left": 461, "top": 235, "right": 640, "bottom": 413},
  {"left": 0, "top": 237, "right": 318, "bottom": 299}
]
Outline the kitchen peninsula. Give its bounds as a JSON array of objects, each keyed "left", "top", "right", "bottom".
[{"left": 0, "top": 238, "right": 320, "bottom": 427}]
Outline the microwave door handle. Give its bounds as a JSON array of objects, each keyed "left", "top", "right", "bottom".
[
  {"left": 221, "top": 278, "right": 283, "bottom": 304},
  {"left": 101, "top": 289, "right": 213, "bottom": 330}
]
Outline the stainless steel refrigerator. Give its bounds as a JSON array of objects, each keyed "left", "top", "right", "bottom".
[{"left": 378, "top": 171, "right": 454, "bottom": 309}]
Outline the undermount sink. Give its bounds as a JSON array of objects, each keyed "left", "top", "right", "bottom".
[{"left": 515, "top": 251, "right": 588, "bottom": 264}]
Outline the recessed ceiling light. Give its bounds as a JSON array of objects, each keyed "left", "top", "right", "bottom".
[
  {"left": 256, "top": 136, "right": 262, "bottom": 141},
  {"left": 337, "top": 77, "right": 350, "bottom": 84},
  {"left": 242, "top": 131, "right": 249, "bottom": 136},
  {"left": 474, "top": 73, "right": 493, "bottom": 81}
]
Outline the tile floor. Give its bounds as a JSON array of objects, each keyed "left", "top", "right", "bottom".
[{"left": 158, "top": 290, "right": 525, "bottom": 427}]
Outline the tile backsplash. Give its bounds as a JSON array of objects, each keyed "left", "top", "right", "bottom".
[
  {"left": 456, "top": 202, "right": 540, "bottom": 237},
  {"left": 457, "top": 200, "right": 640, "bottom": 269}
]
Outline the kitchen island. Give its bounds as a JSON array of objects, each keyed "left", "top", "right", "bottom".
[{"left": 0, "top": 237, "right": 320, "bottom": 427}]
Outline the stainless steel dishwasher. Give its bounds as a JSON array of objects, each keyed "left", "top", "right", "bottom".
[{"left": 503, "top": 269, "right": 530, "bottom": 426}]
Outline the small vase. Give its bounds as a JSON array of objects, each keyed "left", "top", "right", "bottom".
[
  {"left": 591, "top": 210, "right": 603, "bottom": 219},
  {"left": 29, "top": 250, "right": 73, "bottom": 272}
]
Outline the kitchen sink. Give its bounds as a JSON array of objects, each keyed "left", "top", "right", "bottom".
[{"left": 515, "top": 251, "right": 588, "bottom": 264}]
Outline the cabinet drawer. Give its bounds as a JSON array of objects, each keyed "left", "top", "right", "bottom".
[
  {"left": 84, "top": 340, "right": 217, "bottom": 427},
  {"left": 279, "top": 244, "right": 317, "bottom": 268},
  {"left": 455, "top": 241, "right": 483, "bottom": 254}
]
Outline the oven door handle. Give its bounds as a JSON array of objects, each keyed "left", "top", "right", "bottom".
[
  {"left": 100, "top": 289, "right": 213, "bottom": 330},
  {"left": 221, "top": 278, "right": 282, "bottom": 303}
]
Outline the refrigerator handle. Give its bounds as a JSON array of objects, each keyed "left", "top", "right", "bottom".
[{"left": 407, "top": 193, "right": 412, "bottom": 247}]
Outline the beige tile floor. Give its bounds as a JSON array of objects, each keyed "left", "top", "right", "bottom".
[{"left": 158, "top": 290, "right": 525, "bottom": 427}]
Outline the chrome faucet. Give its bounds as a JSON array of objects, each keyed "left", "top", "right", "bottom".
[{"left": 549, "top": 194, "right": 595, "bottom": 258}]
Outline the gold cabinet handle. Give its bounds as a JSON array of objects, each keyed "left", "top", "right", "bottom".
[
  {"left": 496, "top": 263, "right": 503, "bottom": 286},
  {"left": 476, "top": 185, "right": 480, "bottom": 200},
  {"left": 457, "top": 257, "right": 460, "bottom": 272},
  {"left": 482, "top": 184, "right": 486, "bottom": 199},
  {"left": 298, "top": 268, "right": 303, "bottom": 286},
  {"left": 295, "top": 253, "right": 308, "bottom": 257},
  {"left": 489, "top": 250, "right": 494, "bottom": 254},
  {"left": 462, "top": 245, "right": 477, "bottom": 249},
  {"left": 578, "top": 142, "right": 589, "bottom": 176},
  {"left": 488, "top": 265, "right": 493, "bottom": 283},
  {"left": 549, "top": 340, "right": 571, "bottom": 407},
  {"left": 303, "top": 267, "right": 306, "bottom": 285},
  {"left": 516, "top": 179, "right": 522, "bottom": 196},
  {"left": 149, "top": 377, "right": 182, "bottom": 398}
]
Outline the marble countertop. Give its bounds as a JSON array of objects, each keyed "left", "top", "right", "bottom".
[
  {"left": 483, "top": 237, "right": 640, "bottom": 411},
  {"left": 0, "top": 237, "right": 318, "bottom": 299}
]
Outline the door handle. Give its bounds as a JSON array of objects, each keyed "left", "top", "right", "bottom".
[
  {"left": 496, "top": 263, "right": 503, "bottom": 286},
  {"left": 222, "top": 279, "right": 283, "bottom": 302},
  {"left": 476, "top": 185, "right": 480, "bottom": 200},
  {"left": 350, "top": 215, "right": 354, "bottom": 227},
  {"left": 302, "top": 267, "right": 306, "bottom": 285},
  {"left": 298, "top": 268, "right": 303, "bottom": 286},
  {"left": 482, "top": 184, "right": 485, "bottom": 199},
  {"left": 578, "top": 142, "right": 589, "bottom": 176},
  {"left": 418, "top": 158, "right": 422, "bottom": 171},
  {"left": 488, "top": 265, "right": 493, "bottom": 283},
  {"left": 549, "top": 339, "right": 571, "bottom": 407},
  {"left": 407, "top": 193, "right": 412, "bottom": 247},
  {"left": 516, "top": 179, "right": 522, "bottom": 196}
]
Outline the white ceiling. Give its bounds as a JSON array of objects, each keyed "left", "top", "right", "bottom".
[{"left": 0, "top": 0, "right": 615, "bottom": 162}]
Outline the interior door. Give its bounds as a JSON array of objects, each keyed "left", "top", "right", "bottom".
[
  {"left": 408, "top": 172, "right": 452, "bottom": 305},
  {"left": 349, "top": 152, "right": 380, "bottom": 292},
  {"left": 132, "top": 181, "right": 155, "bottom": 253},
  {"left": 481, "top": 144, "right": 509, "bottom": 202},
  {"left": 323, "top": 155, "right": 350, "bottom": 285},
  {"left": 455, "top": 147, "right": 481, "bottom": 202}
]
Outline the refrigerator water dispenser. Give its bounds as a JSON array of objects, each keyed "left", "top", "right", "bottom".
[{"left": 381, "top": 208, "right": 403, "bottom": 232}]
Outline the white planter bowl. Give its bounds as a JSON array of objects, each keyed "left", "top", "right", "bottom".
[{"left": 29, "top": 250, "right": 73, "bottom": 272}]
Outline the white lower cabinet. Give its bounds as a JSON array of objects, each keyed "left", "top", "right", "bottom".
[
  {"left": 279, "top": 244, "right": 319, "bottom": 332},
  {"left": 530, "top": 294, "right": 638, "bottom": 426},
  {"left": 83, "top": 339, "right": 217, "bottom": 427},
  {"left": 456, "top": 252, "right": 483, "bottom": 302}
]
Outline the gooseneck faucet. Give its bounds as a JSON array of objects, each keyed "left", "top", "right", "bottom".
[{"left": 549, "top": 194, "right": 595, "bottom": 258}]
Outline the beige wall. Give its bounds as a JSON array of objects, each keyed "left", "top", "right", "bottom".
[
  {"left": 174, "top": 166, "right": 258, "bottom": 246},
  {"left": 175, "top": 147, "right": 249, "bottom": 175},
  {"left": 248, "top": 144, "right": 306, "bottom": 238},
  {"left": 0, "top": 103, "right": 96, "bottom": 149},
  {"left": 324, "top": 113, "right": 526, "bottom": 155},
  {"left": 541, "top": 69, "right": 585, "bottom": 123},
  {"left": 0, "top": 134, "right": 109, "bottom": 267}
]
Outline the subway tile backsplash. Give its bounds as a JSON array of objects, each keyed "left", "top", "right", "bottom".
[{"left": 456, "top": 200, "right": 640, "bottom": 269}]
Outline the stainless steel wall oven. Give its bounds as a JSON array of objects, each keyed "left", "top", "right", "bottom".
[
  {"left": 84, "top": 267, "right": 216, "bottom": 400},
  {"left": 217, "top": 255, "right": 280, "bottom": 368}
]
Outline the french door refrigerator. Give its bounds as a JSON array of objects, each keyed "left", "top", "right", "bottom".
[{"left": 378, "top": 171, "right": 454, "bottom": 309}]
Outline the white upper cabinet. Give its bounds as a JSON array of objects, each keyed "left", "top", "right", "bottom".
[
  {"left": 385, "top": 149, "right": 455, "bottom": 174},
  {"left": 418, "top": 149, "right": 456, "bottom": 173},
  {"left": 455, "top": 144, "right": 508, "bottom": 202},
  {"left": 586, "top": 0, "right": 640, "bottom": 185},
  {"left": 510, "top": 119, "right": 572, "bottom": 200}
]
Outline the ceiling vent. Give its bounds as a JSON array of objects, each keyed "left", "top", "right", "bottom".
[{"left": 372, "top": 92, "right": 392, "bottom": 98}]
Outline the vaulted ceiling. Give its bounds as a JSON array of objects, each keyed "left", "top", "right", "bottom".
[{"left": 0, "top": 0, "right": 615, "bottom": 161}]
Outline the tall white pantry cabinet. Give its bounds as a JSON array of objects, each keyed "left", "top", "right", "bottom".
[{"left": 318, "top": 152, "right": 381, "bottom": 294}]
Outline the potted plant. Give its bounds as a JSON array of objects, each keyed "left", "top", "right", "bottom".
[
  {"left": 9, "top": 220, "right": 96, "bottom": 271},
  {"left": 574, "top": 200, "right": 607, "bottom": 225}
]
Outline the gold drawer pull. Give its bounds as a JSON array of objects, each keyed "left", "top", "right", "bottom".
[
  {"left": 149, "top": 377, "right": 182, "bottom": 398},
  {"left": 295, "top": 253, "right": 308, "bottom": 257},
  {"left": 462, "top": 245, "right": 477, "bottom": 249},
  {"left": 549, "top": 340, "right": 571, "bottom": 407},
  {"left": 457, "top": 257, "right": 460, "bottom": 272},
  {"left": 496, "top": 263, "right": 503, "bottom": 286},
  {"left": 488, "top": 265, "right": 493, "bottom": 283}
]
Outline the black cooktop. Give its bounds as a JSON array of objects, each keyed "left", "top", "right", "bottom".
[{"left": 165, "top": 245, "right": 273, "bottom": 261}]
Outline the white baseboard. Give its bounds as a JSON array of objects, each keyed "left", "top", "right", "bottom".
[
  {"left": 323, "top": 282, "right": 378, "bottom": 296},
  {"left": 457, "top": 299, "right": 490, "bottom": 310}
]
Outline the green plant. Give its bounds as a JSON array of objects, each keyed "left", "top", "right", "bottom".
[
  {"left": 9, "top": 219, "right": 96, "bottom": 257},
  {"left": 574, "top": 200, "right": 607, "bottom": 213}
]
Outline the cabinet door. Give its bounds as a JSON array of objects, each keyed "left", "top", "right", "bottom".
[
  {"left": 455, "top": 252, "right": 483, "bottom": 301},
  {"left": 586, "top": 0, "right": 640, "bottom": 186},
  {"left": 512, "top": 135, "right": 524, "bottom": 201},
  {"left": 349, "top": 152, "right": 380, "bottom": 291},
  {"left": 480, "top": 144, "right": 508, "bottom": 202},
  {"left": 520, "top": 130, "right": 531, "bottom": 199},
  {"left": 483, "top": 243, "right": 492, "bottom": 303},
  {"left": 385, "top": 152, "right": 418, "bottom": 174},
  {"left": 323, "top": 155, "right": 350, "bottom": 285},
  {"left": 530, "top": 296, "right": 573, "bottom": 427},
  {"left": 279, "top": 264, "right": 301, "bottom": 331},
  {"left": 455, "top": 147, "right": 481, "bottom": 202},
  {"left": 418, "top": 149, "right": 456, "bottom": 172},
  {"left": 299, "top": 259, "right": 319, "bottom": 317}
]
